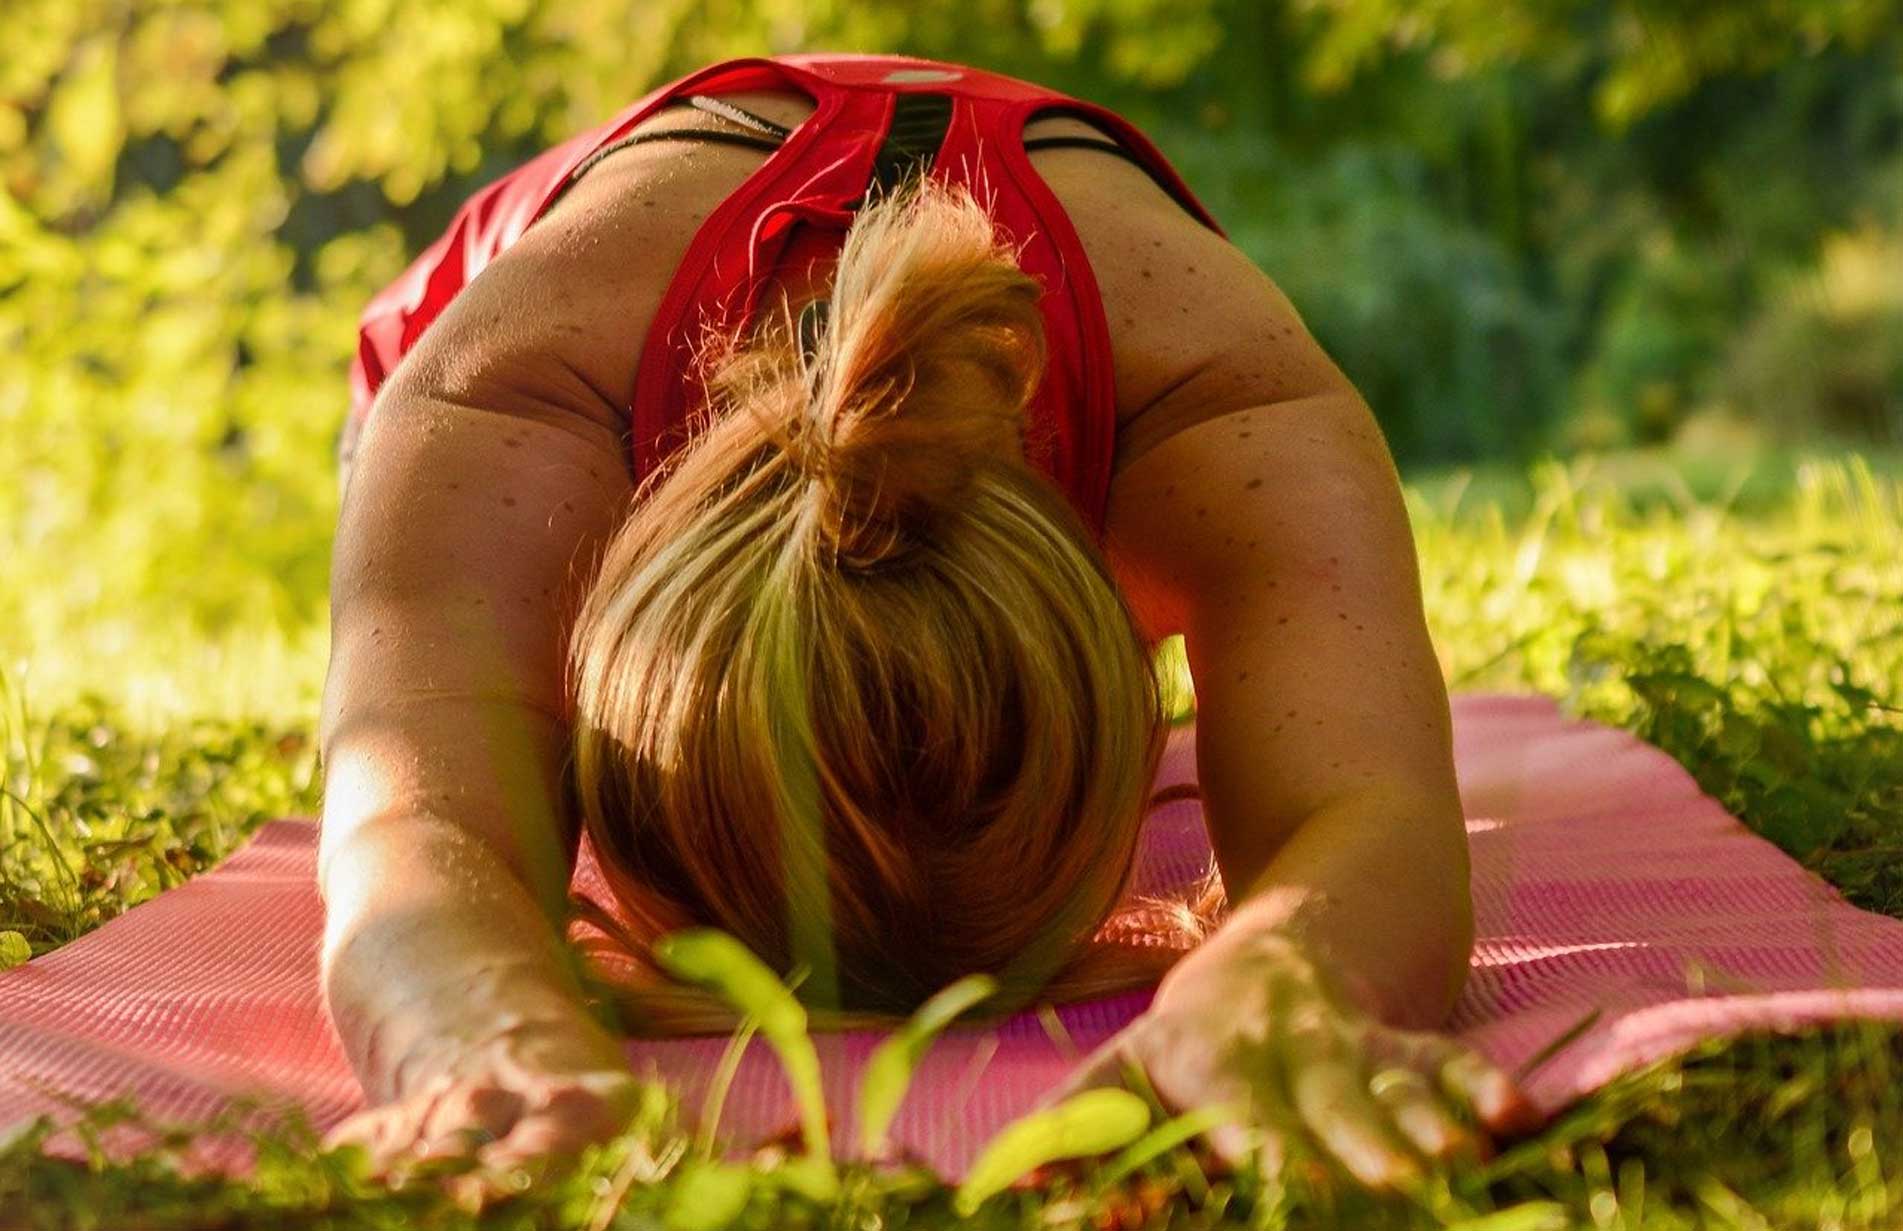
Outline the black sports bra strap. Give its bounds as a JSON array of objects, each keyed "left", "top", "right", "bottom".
[
  {"left": 549, "top": 94, "right": 795, "bottom": 212},
  {"left": 1021, "top": 135, "right": 1154, "bottom": 172},
  {"left": 1021, "top": 129, "right": 1209, "bottom": 228},
  {"left": 567, "top": 127, "right": 784, "bottom": 184}
]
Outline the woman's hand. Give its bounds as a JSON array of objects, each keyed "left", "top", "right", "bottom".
[
  {"left": 1038, "top": 930, "right": 1544, "bottom": 1195},
  {"left": 322, "top": 1012, "right": 644, "bottom": 1190}
]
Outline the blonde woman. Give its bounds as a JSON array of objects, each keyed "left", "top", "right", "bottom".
[{"left": 319, "top": 53, "right": 1541, "bottom": 1194}]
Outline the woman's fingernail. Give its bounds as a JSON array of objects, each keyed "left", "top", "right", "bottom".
[{"left": 1480, "top": 1076, "right": 1517, "bottom": 1117}]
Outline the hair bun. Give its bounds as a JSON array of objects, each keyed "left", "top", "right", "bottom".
[{"left": 711, "top": 174, "right": 1049, "bottom": 575}]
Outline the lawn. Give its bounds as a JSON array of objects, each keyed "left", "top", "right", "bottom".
[{"left": 1, "top": 444, "right": 1899, "bottom": 1229}]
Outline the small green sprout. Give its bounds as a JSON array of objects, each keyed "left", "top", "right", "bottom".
[
  {"left": 856, "top": 972, "right": 999, "bottom": 1157},
  {"left": 1441, "top": 1200, "right": 1573, "bottom": 1231},
  {"left": 952, "top": 1087, "right": 1152, "bottom": 1217},
  {"left": 662, "top": 1159, "right": 755, "bottom": 1231},
  {"left": 651, "top": 928, "right": 838, "bottom": 1198}
]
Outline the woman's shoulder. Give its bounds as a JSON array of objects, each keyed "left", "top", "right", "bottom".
[
  {"left": 1024, "top": 129, "right": 1342, "bottom": 483},
  {"left": 385, "top": 92, "right": 817, "bottom": 436}
]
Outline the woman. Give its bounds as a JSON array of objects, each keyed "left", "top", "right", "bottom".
[{"left": 318, "top": 52, "right": 1542, "bottom": 1196}]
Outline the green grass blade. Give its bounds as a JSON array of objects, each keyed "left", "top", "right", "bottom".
[
  {"left": 951, "top": 1087, "right": 1151, "bottom": 1217},
  {"left": 662, "top": 1159, "right": 755, "bottom": 1231},
  {"left": 1095, "top": 1102, "right": 1236, "bottom": 1189},
  {"left": 695, "top": 1013, "right": 760, "bottom": 1160},
  {"left": 1511, "top": 1005, "right": 1604, "bottom": 1084},
  {"left": 760, "top": 1153, "right": 840, "bottom": 1205},
  {"left": 652, "top": 928, "right": 834, "bottom": 1176},
  {"left": 1441, "top": 1201, "right": 1572, "bottom": 1231},
  {"left": 856, "top": 972, "right": 998, "bottom": 1157}
]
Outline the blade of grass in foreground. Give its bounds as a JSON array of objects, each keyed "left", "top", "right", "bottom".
[
  {"left": 952, "top": 1087, "right": 1151, "bottom": 1217},
  {"left": 694, "top": 1013, "right": 761, "bottom": 1160},
  {"left": 856, "top": 972, "right": 998, "bottom": 1158},
  {"left": 651, "top": 928, "right": 837, "bottom": 1198}
]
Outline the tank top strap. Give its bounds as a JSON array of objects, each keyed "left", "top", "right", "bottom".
[
  {"left": 350, "top": 55, "right": 852, "bottom": 391},
  {"left": 350, "top": 52, "right": 1226, "bottom": 545}
]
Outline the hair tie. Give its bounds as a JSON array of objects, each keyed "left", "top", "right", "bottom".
[{"left": 796, "top": 296, "right": 830, "bottom": 367}]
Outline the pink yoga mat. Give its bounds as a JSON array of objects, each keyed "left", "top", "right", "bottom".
[{"left": 4, "top": 692, "right": 1903, "bottom": 1181}]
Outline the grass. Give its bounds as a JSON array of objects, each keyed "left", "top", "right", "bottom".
[{"left": 2, "top": 445, "right": 1901, "bottom": 1228}]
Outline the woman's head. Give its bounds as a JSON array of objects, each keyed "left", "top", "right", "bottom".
[{"left": 565, "top": 174, "right": 1221, "bottom": 1035}]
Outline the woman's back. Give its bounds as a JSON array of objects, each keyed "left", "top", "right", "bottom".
[{"left": 340, "top": 56, "right": 1334, "bottom": 525}]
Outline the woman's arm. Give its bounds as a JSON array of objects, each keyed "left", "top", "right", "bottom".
[
  {"left": 318, "top": 149, "right": 707, "bottom": 1172},
  {"left": 1078, "top": 233, "right": 1538, "bottom": 1191},
  {"left": 320, "top": 382, "right": 640, "bottom": 1173},
  {"left": 1110, "top": 384, "right": 1471, "bottom": 1029},
  {"left": 1102, "top": 237, "right": 1471, "bottom": 1028}
]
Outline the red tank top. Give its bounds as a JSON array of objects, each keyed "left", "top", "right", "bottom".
[{"left": 348, "top": 53, "right": 1227, "bottom": 540}]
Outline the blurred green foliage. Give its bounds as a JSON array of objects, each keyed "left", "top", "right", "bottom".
[{"left": 2, "top": 0, "right": 1901, "bottom": 697}]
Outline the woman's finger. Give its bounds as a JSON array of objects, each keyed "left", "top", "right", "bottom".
[
  {"left": 474, "top": 1081, "right": 635, "bottom": 1172},
  {"left": 1365, "top": 1067, "right": 1486, "bottom": 1165},
  {"left": 1286, "top": 1061, "right": 1424, "bottom": 1191},
  {"left": 322, "top": 1108, "right": 388, "bottom": 1153},
  {"left": 475, "top": 1112, "right": 595, "bottom": 1177},
  {"left": 1251, "top": 1121, "right": 1293, "bottom": 1190},
  {"left": 1176, "top": 1055, "right": 1281, "bottom": 1177},
  {"left": 325, "top": 1107, "right": 414, "bottom": 1177},
  {"left": 1377, "top": 1030, "right": 1544, "bottom": 1137},
  {"left": 1276, "top": 1010, "right": 1424, "bottom": 1192},
  {"left": 1039, "top": 1019, "right": 1267, "bottom": 1174},
  {"left": 1436, "top": 1046, "right": 1544, "bottom": 1136},
  {"left": 363, "top": 1105, "right": 438, "bottom": 1172},
  {"left": 416, "top": 1084, "right": 528, "bottom": 1160}
]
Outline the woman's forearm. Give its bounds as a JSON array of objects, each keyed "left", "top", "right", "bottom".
[
  {"left": 319, "top": 811, "right": 616, "bottom": 1103},
  {"left": 1202, "top": 782, "right": 1475, "bottom": 1032}
]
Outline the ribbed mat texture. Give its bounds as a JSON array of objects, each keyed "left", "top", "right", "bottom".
[{"left": 4, "top": 693, "right": 1901, "bottom": 1180}]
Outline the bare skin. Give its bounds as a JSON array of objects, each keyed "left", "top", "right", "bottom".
[{"left": 318, "top": 88, "right": 1540, "bottom": 1196}]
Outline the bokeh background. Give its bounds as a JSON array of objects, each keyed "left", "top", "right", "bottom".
[{"left": 3, "top": 0, "right": 1900, "bottom": 720}]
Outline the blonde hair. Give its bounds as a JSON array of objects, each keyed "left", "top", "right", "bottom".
[{"left": 564, "top": 174, "right": 1225, "bottom": 1036}]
